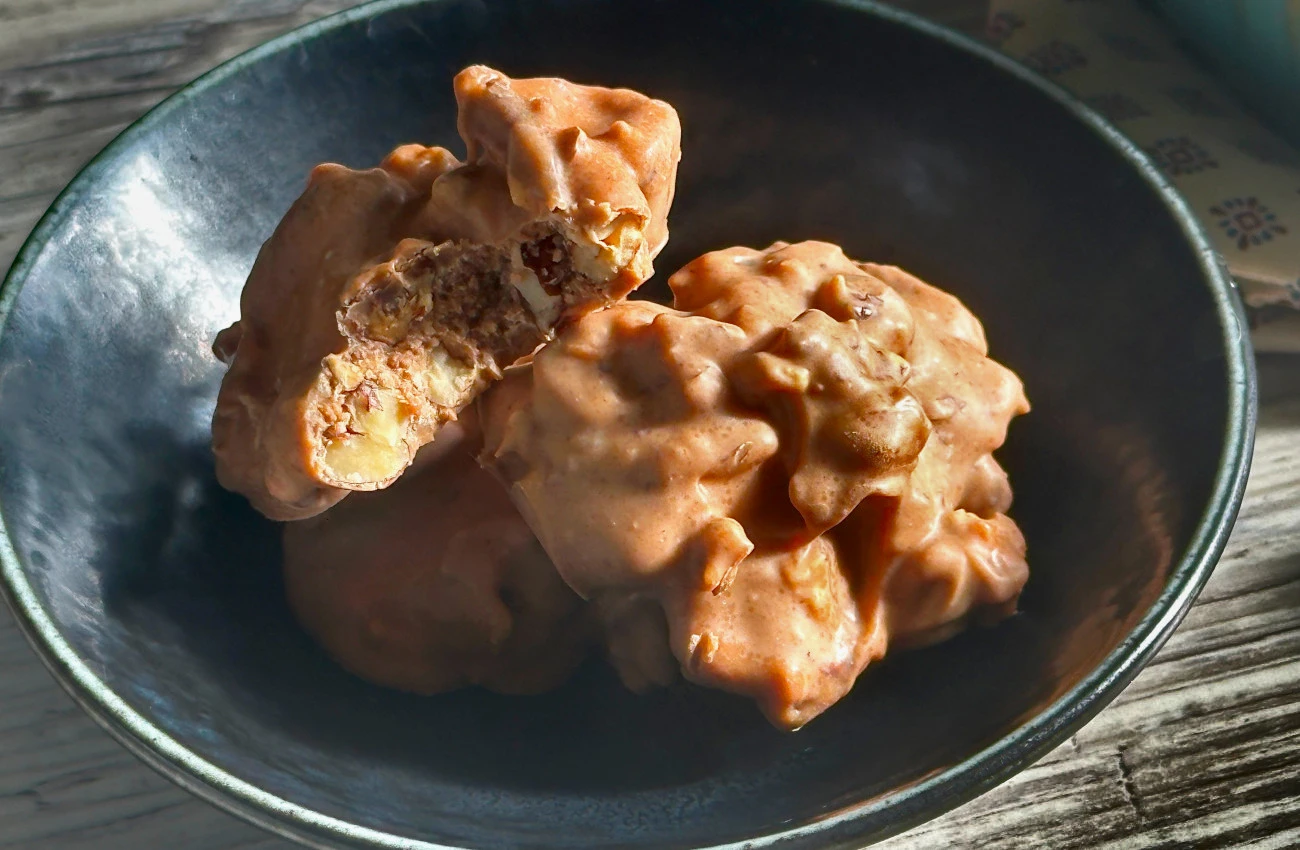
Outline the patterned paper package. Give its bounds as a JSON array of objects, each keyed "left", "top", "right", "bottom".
[{"left": 989, "top": 0, "right": 1300, "bottom": 325}]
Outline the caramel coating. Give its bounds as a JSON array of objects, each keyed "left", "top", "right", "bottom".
[
  {"left": 282, "top": 422, "right": 592, "bottom": 695},
  {"left": 732, "top": 308, "right": 930, "bottom": 534},
  {"left": 454, "top": 65, "right": 679, "bottom": 290},
  {"left": 481, "top": 241, "right": 1030, "bottom": 729},
  {"left": 664, "top": 537, "right": 877, "bottom": 729},
  {"left": 482, "top": 301, "right": 779, "bottom": 597},
  {"left": 213, "top": 147, "right": 460, "bottom": 520},
  {"left": 857, "top": 262, "right": 1031, "bottom": 648},
  {"left": 212, "top": 67, "right": 681, "bottom": 520}
]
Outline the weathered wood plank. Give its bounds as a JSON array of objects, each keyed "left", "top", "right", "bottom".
[
  {"left": 1, "top": 7, "right": 356, "bottom": 849},
  {"left": 882, "top": 406, "right": 1300, "bottom": 850},
  {"left": 0, "top": 611, "right": 285, "bottom": 849},
  {"left": 0, "top": 0, "right": 355, "bottom": 72},
  {"left": 0, "top": 1, "right": 360, "bottom": 274}
]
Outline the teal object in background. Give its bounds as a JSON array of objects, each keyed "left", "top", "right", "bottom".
[{"left": 1154, "top": 0, "right": 1300, "bottom": 147}]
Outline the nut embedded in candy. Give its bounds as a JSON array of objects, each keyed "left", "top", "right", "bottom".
[
  {"left": 211, "top": 66, "right": 681, "bottom": 520},
  {"left": 283, "top": 422, "right": 594, "bottom": 696},
  {"left": 666, "top": 536, "right": 874, "bottom": 729},
  {"left": 219, "top": 68, "right": 1033, "bottom": 731},
  {"left": 479, "top": 300, "right": 783, "bottom": 597},
  {"left": 733, "top": 308, "right": 931, "bottom": 533},
  {"left": 481, "top": 241, "right": 1030, "bottom": 729}
]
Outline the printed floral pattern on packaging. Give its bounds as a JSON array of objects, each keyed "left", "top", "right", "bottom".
[{"left": 989, "top": 0, "right": 1300, "bottom": 311}]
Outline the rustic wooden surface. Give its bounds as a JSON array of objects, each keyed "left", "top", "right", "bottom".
[{"left": 2, "top": 1, "right": 1299, "bottom": 848}]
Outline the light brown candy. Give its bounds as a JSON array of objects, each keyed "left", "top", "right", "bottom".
[
  {"left": 481, "top": 242, "right": 1030, "bottom": 729},
  {"left": 213, "top": 146, "right": 460, "bottom": 520},
  {"left": 480, "top": 300, "right": 780, "bottom": 596},
  {"left": 212, "top": 66, "right": 681, "bottom": 520},
  {"left": 282, "top": 423, "right": 592, "bottom": 696},
  {"left": 664, "top": 536, "right": 881, "bottom": 730},
  {"left": 732, "top": 308, "right": 930, "bottom": 533}
]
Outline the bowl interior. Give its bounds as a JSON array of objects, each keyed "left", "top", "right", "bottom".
[{"left": 0, "top": 1, "right": 1239, "bottom": 847}]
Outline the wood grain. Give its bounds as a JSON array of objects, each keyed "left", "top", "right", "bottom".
[
  {"left": 882, "top": 396, "right": 1300, "bottom": 850},
  {"left": 1, "top": 1, "right": 1298, "bottom": 848}
]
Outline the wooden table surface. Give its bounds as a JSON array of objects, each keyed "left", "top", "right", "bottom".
[{"left": 2, "top": 1, "right": 1300, "bottom": 848}]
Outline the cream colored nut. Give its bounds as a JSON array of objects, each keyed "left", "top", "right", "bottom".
[
  {"left": 322, "top": 387, "right": 410, "bottom": 484},
  {"left": 686, "top": 631, "right": 720, "bottom": 667},
  {"left": 745, "top": 351, "right": 812, "bottom": 393},
  {"left": 696, "top": 516, "right": 753, "bottom": 595},
  {"left": 508, "top": 247, "right": 562, "bottom": 327},
  {"left": 781, "top": 543, "right": 835, "bottom": 622},
  {"left": 418, "top": 345, "right": 482, "bottom": 409},
  {"left": 324, "top": 354, "right": 365, "bottom": 392}
]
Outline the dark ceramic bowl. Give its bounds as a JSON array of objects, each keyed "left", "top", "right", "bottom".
[{"left": 0, "top": 1, "right": 1255, "bottom": 848}]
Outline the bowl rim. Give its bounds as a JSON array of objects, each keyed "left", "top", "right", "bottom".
[{"left": 0, "top": 0, "right": 1258, "bottom": 847}]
